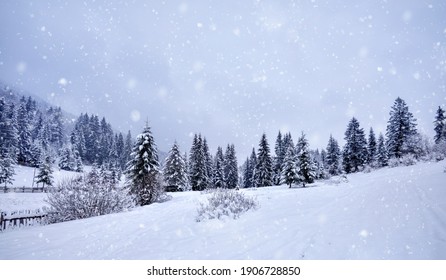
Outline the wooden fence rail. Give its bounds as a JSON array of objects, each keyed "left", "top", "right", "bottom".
[
  {"left": 2, "top": 186, "right": 46, "bottom": 193},
  {"left": 0, "top": 209, "right": 47, "bottom": 232}
]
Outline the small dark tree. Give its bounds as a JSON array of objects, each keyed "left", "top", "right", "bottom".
[
  {"left": 326, "top": 134, "right": 341, "bottom": 175},
  {"left": 254, "top": 133, "right": 273, "bottom": 187},
  {"left": 342, "top": 117, "right": 368, "bottom": 173},
  {"left": 376, "top": 133, "right": 388, "bottom": 167},
  {"left": 36, "top": 155, "right": 53, "bottom": 189},
  {"left": 213, "top": 146, "right": 225, "bottom": 188},
  {"left": 367, "top": 127, "right": 377, "bottom": 166}
]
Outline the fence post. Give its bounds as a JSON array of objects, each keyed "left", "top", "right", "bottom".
[{"left": 0, "top": 212, "right": 5, "bottom": 231}]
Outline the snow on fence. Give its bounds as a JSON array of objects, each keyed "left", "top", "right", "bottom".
[
  {"left": 0, "top": 209, "right": 47, "bottom": 232},
  {"left": 2, "top": 186, "right": 47, "bottom": 193}
]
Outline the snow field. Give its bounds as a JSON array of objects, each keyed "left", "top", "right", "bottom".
[{"left": 0, "top": 160, "right": 445, "bottom": 259}]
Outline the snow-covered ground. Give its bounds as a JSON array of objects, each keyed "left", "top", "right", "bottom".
[{"left": 1, "top": 160, "right": 445, "bottom": 260}]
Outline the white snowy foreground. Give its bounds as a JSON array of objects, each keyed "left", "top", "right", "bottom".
[{"left": 1, "top": 161, "right": 445, "bottom": 260}]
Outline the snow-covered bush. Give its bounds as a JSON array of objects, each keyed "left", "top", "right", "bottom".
[
  {"left": 362, "top": 165, "right": 373, "bottom": 173},
  {"left": 196, "top": 189, "right": 259, "bottom": 222},
  {"left": 45, "top": 175, "right": 134, "bottom": 223},
  {"left": 400, "top": 154, "right": 417, "bottom": 166},
  {"left": 388, "top": 155, "right": 417, "bottom": 168}
]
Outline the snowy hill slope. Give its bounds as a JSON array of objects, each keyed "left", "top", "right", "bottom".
[{"left": 1, "top": 161, "right": 445, "bottom": 260}]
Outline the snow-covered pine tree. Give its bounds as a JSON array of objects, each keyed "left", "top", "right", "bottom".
[
  {"left": 386, "top": 97, "right": 417, "bottom": 159},
  {"left": 189, "top": 134, "right": 209, "bottom": 191},
  {"left": 58, "top": 146, "right": 75, "bottom": 171},
  {"left": 125, "top": 123, "right": 162, "bottom": 206},
  {"left": 254, "top": 133, "right": 273, "bottom": 187},
  {"left": 163, "top": 141, "right": 188, "bottom": 191},
  {"left": 375, "top": 133, "right": 388, "bottom": 167},
  {"left": 17, "top": 100, "right": 32, "bottom": 165},
  {"left": 245, "top": 148, "right": 257, "bottom": 188},
  {"left": 202, "top": 137, "right": 213, "bottom": 188},
  {"left": 0, "top": 99, "right": 18, "bottom": 163},
  {"left": 434, "top": 106, "right": 445, "bottom": 144},
  {"left": 342, "top": 117, "right": 368, "bottom": 173},
  {"left": 35, "top": 154, "right": 54, "bottom": 189},
  {"left": 223, "top": 144, "right": 238, "bottom": 189},
  {"left": 367, "top": 127, "right": 377, "bottom": 166},
  {"left": 123, "top": 130, "right": 133, "bottom": 168},
  {"left": 296, "top": 132, "right": 316, "bottom": 187},
  {"left": 0, "top": 157, "right": 15, "bottom": 188},
  {"left": 281, "top": 144, "right": 299, "bottom": 187},
  {"left": 326, "top": 134, "right": 341, "bottom": 175},
  {"left": 213, "top": 146, "right": 225, "bottom": 188},
  {"left": 273, "top": 131, "right": 284, "bottom": 185}
]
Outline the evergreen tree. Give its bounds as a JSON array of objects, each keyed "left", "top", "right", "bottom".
[
  {"left": 202, "top": 138, "right": 213, "bottom": 187},
  {"left": 244, "top": 148, "right": 257, "bottom": 188},
  {"left": 376, "top": 133, "right": 388, "bottom": 167},
  {"left": 296, "top": 132, "right": 316, "bottom": 186},
  {"left": 367, "top": 127, "right": 377, "bottom": 166},
  {"left": 433, "top": 106, "right": 446, "bottom": 144},
  {"left": 189, "top": 134, "right": 208, "bottom": 191},
  {"left": 36, "top": 155, "right": 53, "bottom": 189},
  {"left": 116, "top": 132, "right": 125, "bottom": 170},
  {"left": 0, "top": 157, "right": 15, "bottom": 188},
  {"left": 254, "top": 133, "right": 273, "bottom": 187},
  {"left": 123, "top": 130, "right": 133, "bottom": 168},
  {"left": 326, "top": 134, "right": 341, "bottom": 175},
  {"left": 163, "top": 141, "right": 188, "bottom": 190},
  {"left": 125, "top": 123, "right": 162, "bottom": 206},
  {"left": 223, "top": 144, "right": 238, "bottom": 189},
  {"left": 273, "top": 131, "right": 284, "bottom": 185},
  {"left": 58, "top": 146, "right": 75, "bottom": 171},
  {"left": 213, "top": 146, "right": 225, "bottom": 188},
  {"left": 281, "top": 144, "right": 299, "bottom": 187},
  {"left": 386, "top": 97, "right": 417, "bottom": 158},
  {"left": 342, "top": 117, "right": 368, "bottom": 173},
  {"left": 17, "top": 101, "right": 32, "bottom": 165},
  {"left": 0, "top": 100, "right": 18, "bottom": 162},
  {"left": 241, "top": 157, "right": 251, "bottom": 188}
]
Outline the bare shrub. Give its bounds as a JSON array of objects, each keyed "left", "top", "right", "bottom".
[
  {"left": 196, "top": 189, "right": 259, "bottom": 222},
  {"left": 45, "top": 176, "right": 134, "bottom": 223}
]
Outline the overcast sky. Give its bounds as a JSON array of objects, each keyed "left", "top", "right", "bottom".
[{"left": 1, "top": 0, "right": 445, "bottom": 159}]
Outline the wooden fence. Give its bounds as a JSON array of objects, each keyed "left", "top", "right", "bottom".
[
  {"left": 0, "top": 209, "right": 47, "bottom": 232},
  {"left": 2, "top": 186, "right": 46, "bottom": 193}
]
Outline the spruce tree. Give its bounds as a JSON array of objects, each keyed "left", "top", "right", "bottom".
[
  {"left": 163, "top": 141, "right": 188, "bottom": 190},
  {"left": 189, "top": 134, "right": 208, "bottom": 191},
  {"left": 36, "top": 155, "right": 54, "bottom": 189},
  {"left": 367, "top": 127, "right": 377, "bottom": 166},
  {"left": 254, "top": 133, "right": 273, "bottom": 187},
  {"left": 342, "top": 117, "right": 368, "bottom": 173},
  {"left": 125, "top": 123, "right": 161, "bottom": 206},
  {"left": 281, "top": 144, "right": 299, "bottom": 187},
  {"left": 223, "top": 144, "right": 238, "bottom": 189},
  {"left": 246, "top": 148, "right": 257, "bottom": 188},
  {"left": 296, "top": 132, "right": 316, "bottom": 186},
  {"left": 213, "top": 146, "right": 225, "bottom": 188},
  {"left": 0, "top": 157, "right": 15, "bottom": 188},
  {"left": 434, "top": 106, "right": 446, "bottom": 144},
  {"left": 386, "top": 97, "right": 417, "bottom": 158},
  {"left": 273, "top": 131, "right": 284, "bottom": 185},
  {"left": 326, "top": 134, "right": 341, "bottom": 175},
  {"left": 376, "top": 133, "right": 388, "bottom": 167},
  {"left": 17, "top": 101, "right": 32, "bottom": 165}
]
